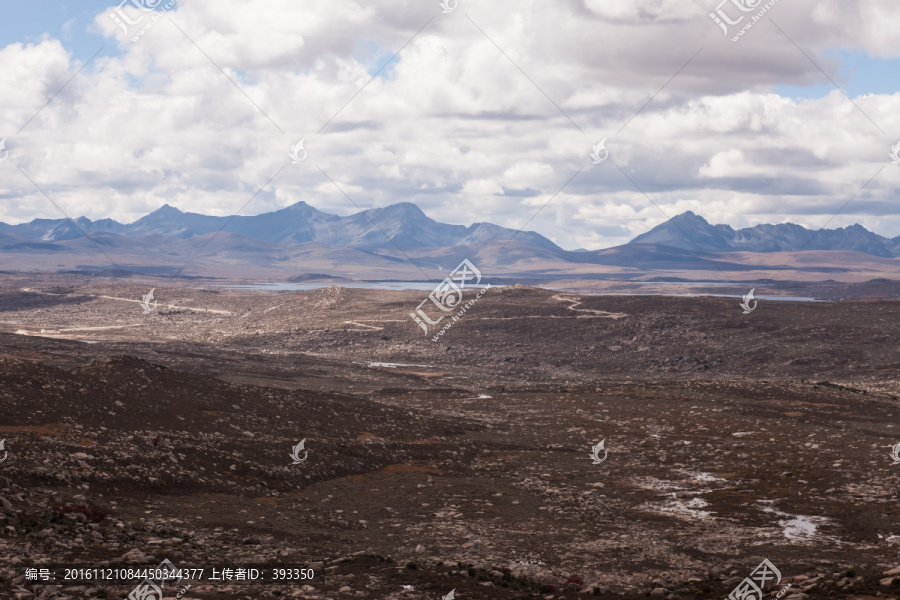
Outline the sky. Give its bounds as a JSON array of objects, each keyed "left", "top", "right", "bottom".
[{"left": 0, "top": 0, "right": 898, "bottom": 251}]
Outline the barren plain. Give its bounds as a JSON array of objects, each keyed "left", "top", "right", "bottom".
[{"left": 0, "top": 277, "right": 899, "bottom": 600}]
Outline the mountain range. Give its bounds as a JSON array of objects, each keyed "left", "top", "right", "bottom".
[
  {"left": 0, "top": 202, "right": 560, "bottom": 252},
  {"left": 632, "top": 211, "right": 900, "bottom": 258},
  {"left": 2, "top": 202, "right": 898, "bottom": 256},
  {"left": 0, "top": 202, "right": 897, "bottom": 281}
]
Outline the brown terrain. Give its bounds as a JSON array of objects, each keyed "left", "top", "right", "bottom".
[{"left": 0, "top": 276, "right": 899, "bottom": 600}]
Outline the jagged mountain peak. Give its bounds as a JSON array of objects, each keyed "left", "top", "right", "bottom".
[
  {"left": 1, "top": 201, "right": 561, "bottom": 252},
  {"left": 630, "top": 212, "right": 898, "bottom": 257}
]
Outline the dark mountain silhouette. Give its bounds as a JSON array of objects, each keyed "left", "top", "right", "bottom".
[
  {"left": 0, "top": 205, "right": 897, "bottom": 279},
  {"left": 630, "top": 211, "right": 900, "bottom": 257},
  {"left": 0, "top": 201, "right": 561, "bottom": 252}
]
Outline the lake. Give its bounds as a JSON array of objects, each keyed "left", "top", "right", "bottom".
[
  {"left": 221, "top": 281, "right": 824, "bottom": 302},
  {"left": 224, "top": 281, "right": 495, "bottom": 292}
]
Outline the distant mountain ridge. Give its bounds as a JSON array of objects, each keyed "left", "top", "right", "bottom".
[
  {"left": 0, "top": 203, "right": 896, "bottom": 281},
  {"left": 0, "top": 204, "right": 898, "bottom": 258},
  {"left": 0, "top": 201, "right": 562, "bottom": 252},
  {"left": 629, "top": 211, "right": 900, "bottom": 258}
]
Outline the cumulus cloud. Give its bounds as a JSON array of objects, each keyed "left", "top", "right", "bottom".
[{"left": 0, "top": 0, "right": 898, "bottom": 251}]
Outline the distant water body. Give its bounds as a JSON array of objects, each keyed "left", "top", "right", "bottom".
[
  {"left": 222, "top": 281, "right": 824, "bottom": 302},
  {"left": 574, "top": 292, "right": 825, "bottom": 302},
  {"left": 224, "top": 281, "right": 494, "bottom": 292}
]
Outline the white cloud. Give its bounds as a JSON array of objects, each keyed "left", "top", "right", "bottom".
[{"left": 0, "top": 0, "right": 897, "bottom": 252}]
